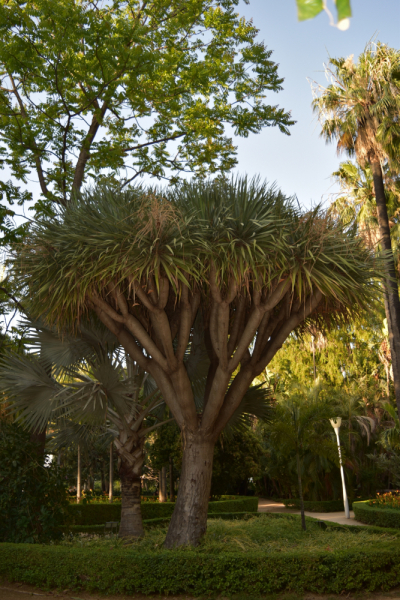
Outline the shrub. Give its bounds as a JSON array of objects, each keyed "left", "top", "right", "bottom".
[
  {"left": 0, "top": 422, "right": 69, "bottom": 543},
  {"left": 1, "top": 541, "right": 400, "bottom": 595},
  {"left": 367, "top": 492, "right": 400, "bottom": 509},
  {"left": 68, "top": 497, "right": 258, "bottom": 525},
  {"left": 353, "top": 501, "right": 400, "bottom": 528}
]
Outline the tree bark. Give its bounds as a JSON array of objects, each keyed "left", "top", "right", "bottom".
[
  {"left": 371, "top": 160, "right": 400, "bottom": 415},
  {"left": 119, "top": 459, "right": 144, "bottom": 539},
  {"left": 164, "top": 432, "right": 214, "bottom": 548},
  {"left": 296, "top": 452, "right": 306, "bottom": 531},
  {"left": 159, "top": 467, "right": 167, "bottom": 502}
]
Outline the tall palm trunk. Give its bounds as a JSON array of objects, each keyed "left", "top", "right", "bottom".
[
  {"left": 371, "top": 160, "right": 400, "bottom": 415},
  {"left": 115, "top": 433, "right": 145, "bottom": 538}
]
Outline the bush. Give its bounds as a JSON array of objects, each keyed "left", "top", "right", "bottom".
[
  {"left": 1, "top": 541, "right": 400, "bottom": 595},
  {"left": 353, "top": 501, "right": 400, "bottom": 528},
  {"left": 281, "top": 499, "right": 349, "bottom": 512},
  {"left": 0, "top": 421, "right": 69, "bottom": 543},
  {"left": 68, "top": 497, "right": 258, "bottom": 525}
]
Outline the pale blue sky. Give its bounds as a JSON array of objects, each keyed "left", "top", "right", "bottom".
[{"left": 233, "top": 0, "right": 400, "bottom": 209}]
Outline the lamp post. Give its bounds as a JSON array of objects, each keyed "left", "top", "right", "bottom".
[{"left": 329, "top": 417, "right": 350, "bottom": 519}]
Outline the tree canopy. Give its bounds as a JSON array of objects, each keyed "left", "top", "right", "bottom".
[{"left": 0, "top": 0, "right": 293, "bottom": 220}]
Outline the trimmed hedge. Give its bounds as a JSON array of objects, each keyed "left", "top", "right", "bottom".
[
  {"left": 282, "top": 499, "right": 353, "bottom": 512},
  {"left": 353, "top": 501, "right": 400, "bottom": 528},
  {"left": 67, "top": 512, "right": 261, "bottom": 535},
  {"left": 2, "top": 541, "right": 400, "bottom": 595},
  {"left": 68, "top": 497, "right": 258, "bottom": 525}
]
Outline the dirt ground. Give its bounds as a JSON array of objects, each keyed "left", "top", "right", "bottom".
[{"left": 1, "top": 581, "right": 400, "bottom": 600}]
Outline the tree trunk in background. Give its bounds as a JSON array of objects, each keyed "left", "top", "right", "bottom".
[
  {"left": 169, "top": 457, "right": 175, "bottom": 502},
  {"left": 159, "top": 467, "right": 167, "bottom": 502},
  {"left": 164, "top": 433, "right": 214, "bottom": 548},
  {"left": 119, "top": 460, "right": 144, "bottom": 538},
  {"left": 77, "top": 444, "right": 81, "bottom": 504},
  {"left": 296, "top": 452, "right": 306, "bottom": 531},
  {"left": 109, "top": 442, "right": 113, "bottom": 503},
  {"left": 371, "top": 160, "right": 400, "bottom": 416}
]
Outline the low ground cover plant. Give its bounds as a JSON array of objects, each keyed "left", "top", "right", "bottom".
[{"left": 60, "top": 513, "right": 400, "bottom": 553}]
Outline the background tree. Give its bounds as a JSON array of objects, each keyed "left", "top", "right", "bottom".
[
  {"left": 12, "top": 177, "right": 381, "bottom": 546},
  {"left": 0, "top": 0, "right": 293, "bottom": 228},
  {"left": 0, "top": 319, "right": 172, "bottom": 538},
  {"left": 312, "top": 43, "right": 400, "bottom": 413}
]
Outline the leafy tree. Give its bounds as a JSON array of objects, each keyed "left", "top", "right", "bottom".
[
  {"left": 211, "top": 426, "right": 264, "bottom": 497},
  {"left": 11, "top": 177, "right": 380, "bottom": 546},
  {"left": 268, "top": 385, "right": 337, "bottom": 530},
  {"left": 312, "top": 43, "right": 400, "bottom": 414},
  {"left": 0, "top": 420, "right": 69, "bottom": 543},
  {"left": 0, "top": 0, "right": 293, "bottom": 223}
]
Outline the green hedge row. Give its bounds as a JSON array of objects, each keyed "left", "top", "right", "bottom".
[
  {"left": 67, "top": 512, "right": 261, "bottom": 535},
  {"left": 281, "top": 499, "right": 353, "bottom": 512},
  {"left": 353, "top": 501, "right": 400, "bottom": 528},
  {"left": 2, "top": 541, "right": 400, "bottom": 595},
  {"left": 68, "top": 497, "right": 258, "bottom": 525}
]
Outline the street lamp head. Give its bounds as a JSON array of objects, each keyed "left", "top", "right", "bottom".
[{"left": 329, "top": 417, "right": 342, "bottom": 430}]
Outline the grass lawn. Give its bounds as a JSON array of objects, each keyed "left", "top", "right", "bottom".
[{"left": 58, "top": 513, "right": 400, "bottom": 553}]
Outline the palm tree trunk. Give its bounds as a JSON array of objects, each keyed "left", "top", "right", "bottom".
[
  {"left": 119, "top": 459, "right": 144, "bottom": 538},
  {"left": 296, "top": 451, "right": 306, "bottom": 531},
  {"left": 371, "top": 160, "right": 400, "bottom": 416}
]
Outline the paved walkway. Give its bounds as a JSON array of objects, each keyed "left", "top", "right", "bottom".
[{"left": 258, "top": 498, "right": 366, "bottom": 526}]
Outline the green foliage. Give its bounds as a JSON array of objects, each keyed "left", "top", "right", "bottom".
[
  {"left": 0, "top": 421, "right": 70, "bottom": 543},
  {"left": 353, "top": 500, "right": 400, "bottom": 528},
  {"left": 2, "top": 518, "right": 400, "bottom": 595},
  {"left": 0, "top": 0, "right": 293, "bottom": 218},
  {"left": 68, "top": 497, "right": 258, "bottom": 525},
  {"left": 296, "top": 0, "right": 351, "bottom": 24},
  {"left": 211, "top": 428, "right": 264, "bottom": 496}
]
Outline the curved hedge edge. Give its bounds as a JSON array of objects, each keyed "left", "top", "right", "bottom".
[
  {"left": 353, "top": 501, "right": 400, "bottom": 529},
  {"left": 1, "top": 542, "right": 400, "bottom": 595}
]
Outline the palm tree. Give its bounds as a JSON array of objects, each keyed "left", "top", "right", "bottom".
[
  {"left": 0, "top": 319, "right": 170, "bottom": 538},
  {"left": 312, "top": 42, "right": 400, "bottom": 413},
  {"left": 11, "top": 177, "right": 381, "bottom": 546}
]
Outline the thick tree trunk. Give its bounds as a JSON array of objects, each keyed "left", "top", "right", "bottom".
[
  {"left": 118, "top": 460, "right": 144, "bottom": 539},
  {"left": 296, "top": 452, "right": 306, "bottom": 531},
  {"left": 164, "top": 432, "right": 214, "bottom": 548},
  {"left": 371, "top": 160, "right": 400, "bottom": 415}
]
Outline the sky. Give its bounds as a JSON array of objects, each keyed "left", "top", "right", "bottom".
[{"left": 231, "top": 0, "right": 400, "bottom": 210}]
